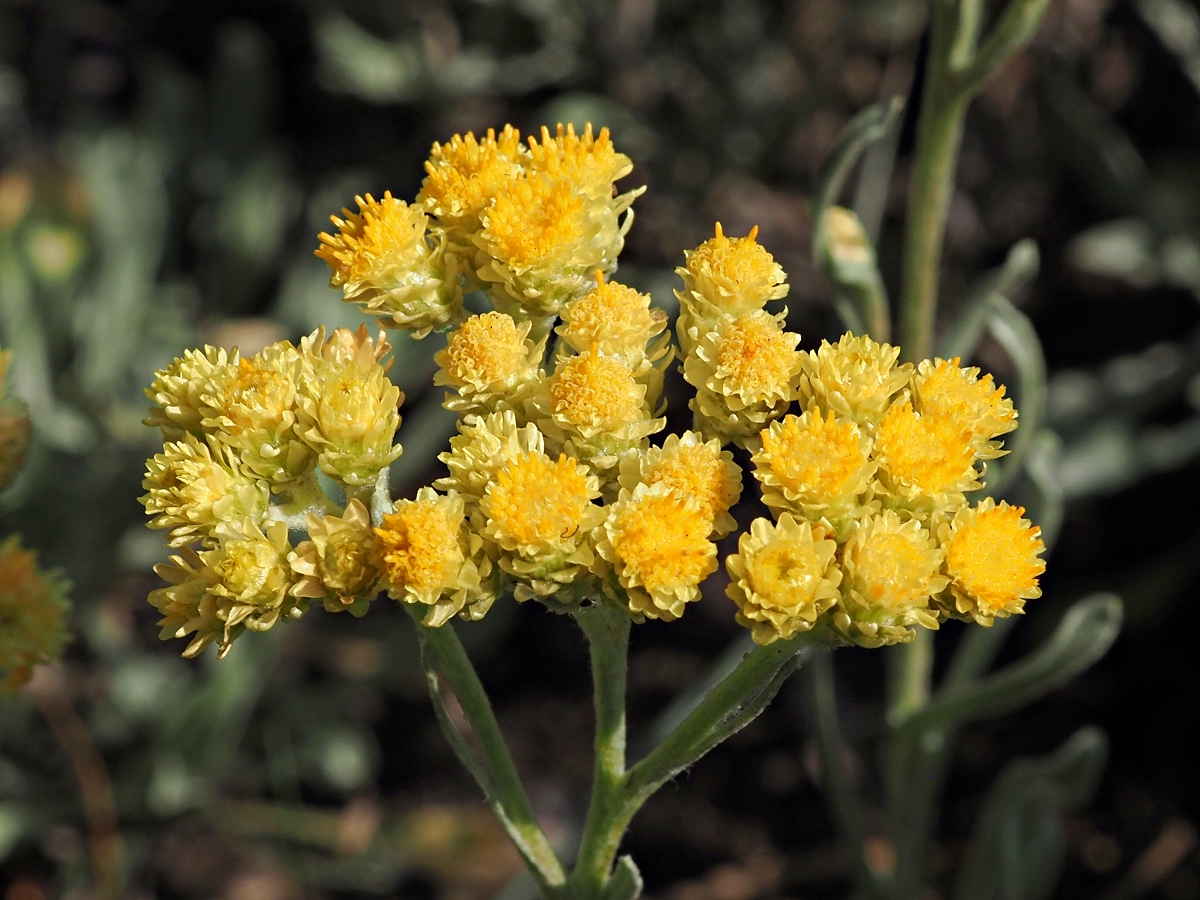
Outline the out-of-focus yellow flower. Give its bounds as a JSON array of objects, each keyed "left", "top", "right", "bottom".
[
  {"left": 914, "top": 358, "right": 1017, "bottom": 459},
  {"left": 436, "top": 410, "right": 545, "bottom": 504},
  {"left": 798, "top": 333, "right": 912, "bottom": 431},
  {"left": 375, "top": 488, "right": 491, "bottom": 625},
  {"left": 290, "top": 499, "right": 382, "bottom": 614},
  {"left": 725, "top": 514, "right": 840, "bottom": 645},
  {"left": 834, "top": 510, "right": 947, "bottom": 648},
  {"left": 480, "top": 450, "right": 603, "bottom": 601},
  {"left": 938, "top": 499, "right": 1045, "bottom": 625},
  {"left": 203, "top": 344, "right": 314, "bottom": 486},
  {"left": 0, "top": 536, "right": 70, "bottom": 695},
  {"left": 618, "top": 431, "right": 743, "bottom": 538},
  {"left": 141, "top": 433, "right": 270, "bottom": 548},
  {"left": 685, "top": 310, "right": 802, "bottom": 446},
  {"left": 433, "top": 312, "right": 544, "bottom": 418},
  {"left": 752, "top": 411, "right": 875, "bottom": 535},
  {"left": 316, "top": 192, "right": 463, "bottom": 338},
  {"left": 144, "top": 345, "right": 240, "bottom": 440},
  {"left": 595, "top": 483, "right": 717, "bottom": 621},
  {"left": 873, "top": 401, "right": 980, "bottom": 516},
  {"left": 536, "top": 348, "right": 663, "bottom": 478},
  {"left": 296, "top": 326, "right": 403, "bottom": 487},
  {"left": 675, "top": 223, "right": 788, "bottom": 355},
  {"left": 418, "top": 126, "right": 525, "bottom": 261},
  {"left": 0, "top": 349, "right": 30, "bottom": 492}
]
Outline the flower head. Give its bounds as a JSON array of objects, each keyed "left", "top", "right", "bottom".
[
  {"left": 798, "top": 333, "right": 912, "bottom": 431},
  {"left": 914, "top": 358, "right": 1017, "bottom": 459},
  {"left": 141, "top": 433, "right": 270, "bottom": 547},
  {"left": 433, "top": 312, "right": 544, "bottom": 418},
  {"left": 873, "top": 401, "right": 981, "bottom": 515},
  {"left": 375, "top": 488, "right": 491, "bottom": 625},
  {"left": 0, "top": 537, "right": 70, "bottom": 695},
  {"left": 316, "top": 192, "right": 463, "bottom": 338},
  {"left": 480, "top": 450, "right": 604, "bottom": 600},
  {"left": 525, "top": 123, "right": 637, "bottom": 202},
  {"left": 557, "top": 274, "right": 669, "bottom": 364},
  {"left": 752, "top": 410, "right": 875, "bottom": 533},
  {"left": 149, "top": 548, "right": 225, "bottom": 658},
  {"left": 938, "top": 499, "right": 1045, "bottom": 625},
  {"left": 436, "top": 410, "right": 545, "bottom": 503},
  {"left": 835, "top": 510, "right": 947, "bottom": 648},
  {"left": 0, "top": 349, "right": 30, "bottom": 491},
  {"left": 290, "top": 500, "right": 383, "bottom": 614},
  {"left": 725, "top": 514, "right": 840, "bottom": 645},
  {"left": 144, "top": 345, "right": 239, "bottom": 440},
  {"left": 595, "top": 483, "right": 717, "bottom": 621},
  {"left": 618, "top": 431, "right": 743, "bottom": 538}
]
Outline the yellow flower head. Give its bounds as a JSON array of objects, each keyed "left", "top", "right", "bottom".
[
  {"left": 725, "top": 514, "right": 841, "bottom": 645},
  {"left": 618, "top": 431, "right": 743, "bottom": 539},
  {"left": 685, "top": 310, "right": 802, "bottom": 445},
  {"left": 149, "top": 547, "right": 226, "bottom": 658},
  {"left": 141, "top": 433, "right": 270, "bottom": 548},
  {"left": 436, "top": 410, "right": 545, "bottom": 503},
  {"left": 557, "top": 273, "right": 668, "bottom": 363},
  {"left": 144, "top": 345, "right": 239, "bottom": 440},
  {"left": 873, "top": 401, "right": 981, "bottom": 515},
  {"left": 481, "top": 450, "right": 604, "bottom": 601},
  {"left": 0, "top": 536, "right": 70, "bottom": 695},
  {"left": 538, "top": 348, "right": 663, "bottom": 476},
  {"left": 296, "top": 327, "right": 403, "bottom": 487},
  {"left": 526, "top": 123, "right": 636, "bottom": 200},
  {"left": 290, "top": 499, "right": 382, "bottom": 613},
  {"left": 914, "top": 358, "right": 1017, "bottom": 459},
  {"left": 316, "top": 191, "right": 463, "bottom": 338},
  {"left": 595, "top": 483, "right": 718, "bottom": 622},
  {"left": 433, "top": 312, "right": 545, "bottom": 418},
  {"left": 752, "top": 410, "right": 875, "bottom": 533},
  {"left": 835, "top": 510, "right": 948, "bottom": 648},
  {"left": 418, "top": 126, "right": 525, "bottom": 242},
  {"left": 375, "top": 488, "right": 490, "bottom": 624},
  {"left": 675, "top": 223, "right": 789, "bottom": 354},
  {"left": 798, "top": 333, "right": 913, "bottom": 431},
  {"left": 939, "top": 499, "right": 1045, "bottom": 625},
  {"left": 202, "top": 518, "right": 296, "bottom": 612},
  {"left": 0, "top": 349, "right": 30, "bottom": 492}
]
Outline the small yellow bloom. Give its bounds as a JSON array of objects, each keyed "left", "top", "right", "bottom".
[
  {"left": 375, "top": 488, "right": 490, "bottom": 625},
  {"left": 290, "top": 499, "right": 382, "bottom": 613},
  {"left": 296, "top": 326, "right": 403, "bottom": 487},
  {"left": 144, "top": 345, "right": 240, "bottom": 440},
  {"left": 436, "top": 410, "right": 545, "bottom": 503},
  {"left": 526, "top": 123, "right": 637, "bottom": 202},
  {"left": 480, "top": 450, "right": 604, "bottom": 601},
  {"left": 685, "top": 310, "right": 802, "bottom": 445},
  {"left": 595, "top": 483, "right": 717, "bottom": 622},
  {"left": 148, "top": 547, "right": 225, "bottom": 658},
  {"left": 557, "top": 273, "right": 670, "bottom": 364},
  {"left": 834, "top": 510, "right": 948, "bottom": 648},
  {"left": 873, "top": 401, "right": 981, "bottom": 516},
  {"left": 141, "top": 433, "right": 270, "bottom": 547},
  {"left": 752, "top": 410, "right": 875, "bottom": 533},
  {"left": 798, "top": 333, "right": 913, "bottom": 431},
  {"left": 0, "top": 536, "right": 70, "bottom": 695},
  {"left": 433, "top": 312, "right": 545, "bottom": 418},
  {"left": 0, "top": 349, "right": 30, "bottom": 492},
  {"left": 725, "top": 514, "right": 841, "bottom": 645},
  {"left": 939, "top": 499, "right": 1045, "bottom": 625},
  {"left": 675, "top": 223, "right": 789, "bottom": 355},
  {"left": 914, "top": 358, "right": 1017, "bottom": 459},
  {"left": 618, "top": 431, "right": 743, "bottom": 539},
  {"left": 316, "top": 192, "right": 463, "bottom": 338}
]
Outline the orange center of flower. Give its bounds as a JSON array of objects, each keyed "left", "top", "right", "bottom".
[
  {"left": 713, "top": 313, "right": 799, "bottom": 395},
  {"left": 747, "top": 539, "right": 825, "bottom": 609},
  {"left": 550, "top": 351, "right": 643, "bottom": 428},
  {"left": 443, "top": 313, "right": 528, "bottom": 385},
  {"left": 376, "top": 501, "right": 460, "bottom": 594},
  {"left": 611, "top": 493, "right": 713, "bottom": 592},
  {"left": 487, "top": 453, "right": 592, "bottom": 549},
  {"left": 483, "top": 173, "right": 585, "bottom": 267},
  {"left": 945, "top": 504, "right": 1045, "bottom": 613},
  {"left": 419, "top": 127, "right": 523, "bottom": 223},
  {"left": 850, "top": 530, "right": 936, "bottom": 610},
  {"left": 917, "top": 358, "right": 1015, "bottom": 439},
  {"left": 760, "top": 412, "right": 866, "bottom": 501},
  {"left": 644, "top": 445, "right": 736, "bottom": 526},
  {"left": 562, "top": 279, "right": 654, "bottom": 349},
  {"left": 875, "top": 403, "right": 976, "bottom": 496}
]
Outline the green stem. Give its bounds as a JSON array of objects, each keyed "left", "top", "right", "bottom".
[
  {"left": 568, "top": 602, "right": 633, "bottom": 900},
  {"left": 887, "top": 628, "right": 934, "bottom": 726}
]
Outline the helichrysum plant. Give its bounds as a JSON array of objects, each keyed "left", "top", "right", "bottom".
[{"left": 138, "top": 121, "right": 1051, "bottom": 900}]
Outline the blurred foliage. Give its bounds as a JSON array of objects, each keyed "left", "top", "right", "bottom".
[{"left": 0, "top": 0, "right": 1199, "bottom": 898}]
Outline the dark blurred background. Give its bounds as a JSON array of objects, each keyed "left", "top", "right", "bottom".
[{"left": 4, "top": 0, "right": 1200, "bottom": 898}]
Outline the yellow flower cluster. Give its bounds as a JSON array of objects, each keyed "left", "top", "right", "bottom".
[
  {"left": 143, "top": 121, "right": 1047, "bottom": 658},
  {"left": 728, "top": 336, "right": 1041, "bottom": 646},
  {"left": 0, "top": 536, "right": 70, "bottom": 695}
]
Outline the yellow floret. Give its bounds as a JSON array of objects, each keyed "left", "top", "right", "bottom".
[
  {"left": 939, "top": 498, "right": 1045, "bottom": 625},
  {"left": 419, "top": 126, "right": 524, "bottom": 234},
  {"left": 433, "top": 312, "right": 544, "bottom": 418},
  {"left": 558, "top": 273, "right": 668, "bottom": 361},
  {"left": 873, "top": 401, "right": 981, "bottom": 515},
  {"left": 752, "top": 410, "right": 875, "bottom": 533},
  {"left": 914, "top": 358, "right": 1017, "bottom": 459},
  {"left": 596, "top": 483, "right": 717, "bottom": 622},
  {"left": 0, "top": 536, "right": 70, "bottom": 695},
  {"left": 725, "top": 514, "right": 841, "bottom": 645},
  {"left": 435, "top": 410, "right": 545, "bottom": 503},
  {"left": 798, "top": 333, "right": 913, "bottom": 431},
  {"left": 144, "top": 345, "right": 240, "bottom": 440},
  {"left": 835, "top": 510, "right": 948, "bottom": 648},
  {"left": 290, "top": 499, "right": 382, "bottom": 613}
]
